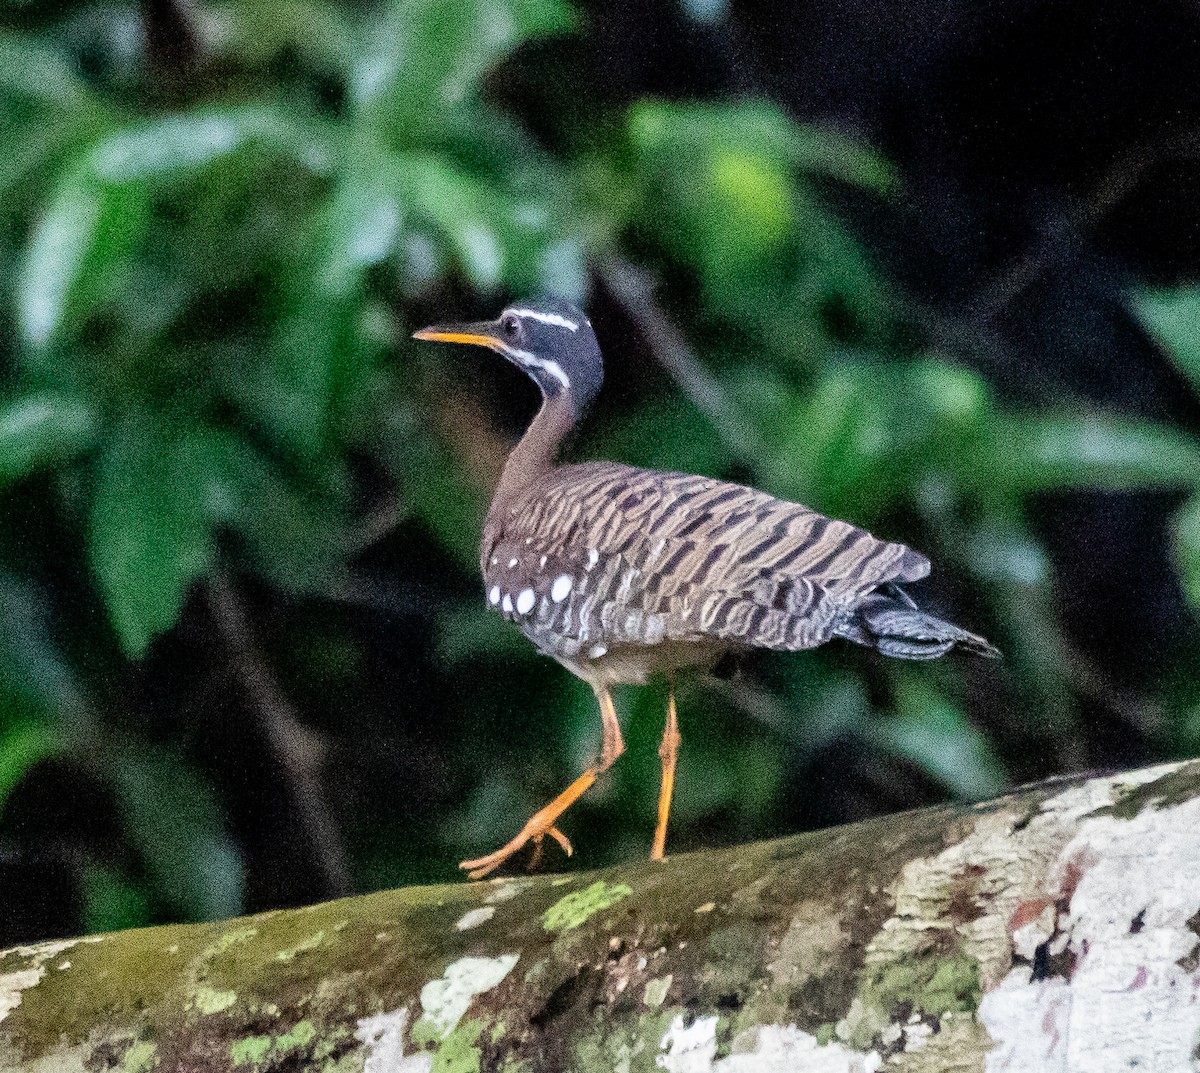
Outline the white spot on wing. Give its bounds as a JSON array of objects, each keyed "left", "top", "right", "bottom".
[
  {"left": 550, "top": 574, "right": 573, "bottom": 602},
  {"left": 587, "top": 549, "right": 599, "bottom": 569},
  {"left": 502, "top": 594, "right": 513, "bottom": 613},
  {"left": 508, "top": 307, "right": 579, "bottom": 331},
  {"left": 508, "top": 558, "right": 518, "bottom": 568},
  {"left": 488, "top": 586, "right": 500, "bottom": 605},
  {"left": 516, "top": 588, "right": 535, "bottom": 615},
  {"left": 588, "top": 643, "right": 607, "bottom": 659}
]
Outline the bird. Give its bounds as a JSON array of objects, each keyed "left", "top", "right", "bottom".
[{"left": 414, "top": 297, "right": 998, "bottom": 879}]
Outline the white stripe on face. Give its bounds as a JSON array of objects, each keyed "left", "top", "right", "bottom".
[
  {"left": 499, "top": 343, "right": 570, "bottom": 389},
  {"left": 508, "top": 308, "right": 579, "bottom": 332}
]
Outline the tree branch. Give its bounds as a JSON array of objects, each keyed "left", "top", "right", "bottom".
[
  {"left": 4, "top": 757, "right": 1199, "bottom": 1071},
  {"left": 207, "top": 571, "right": 350, "bottom": 898}
]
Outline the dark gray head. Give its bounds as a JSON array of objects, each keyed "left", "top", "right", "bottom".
[{"left": 413, "top": 297, "right": 603, "bottom": 417}]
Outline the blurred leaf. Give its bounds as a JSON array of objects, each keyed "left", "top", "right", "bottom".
[
  {"left": 678, "top": 0, "right": 727, "bottom": 24},
  {"left": 629, "top": 101, "right": 897, "bottom": 197},
  {"left": 398, "top": 423, "right": 488, "bottom": 568},
  {"left": 874, "top": 680, "right": 1007, "bottom": 799},
  {"left": 395, "top": 154, "right": 509, "bottom": 289},
  {"left": 1174, "top": 496, "right": 1200, "bottom": 608},
  {"left": 267, "top": 153, "right": 404, "bottom": 451},
  {"left": 0, "top": 394, "right": 96, "bottom": 487},
  {"left": 88, "top": 413, "right": 219, "bottom": 657},
  {"left": 206, "top": 433, "right": 352, "bottom": 597},
  {"left": 0, "top": 33, "right": 109, "bottom": 205},
  {"left": 80, "top": 860, "right": 153, "bottom": 935},
  {"left": 627, "top": 101, "right": 893, "bottom": 337},
  {"left": 630, "top": 107, "right": 796, "bottom": 294},
  {"left": 0, "top": 572, "right": 92, "bottom": 736},
  {"left": 17, "top": 162, "right": 149, "bottom": 345},
  {"left": 974, "top": 414, "right": 1200, "bottom": 493},
  {"left": 0, "top": 717, "right": 61, "bottom": 814},
  {"left": 111, "top": 744, "right": 243, "bottom": 922},
  {"left": 0, "top": 31, "right": 105, "bottom": 111},
  {"left": 354, "top": 0, "right": 574, "bottom": 132},
  {"left": 964, "top": 519, "right": 1051, "bottom": 588},
  {"left": 18, "top": 106, "right": 332, "bottom": 347},
  {"left": 595, "top": 390, "right": 731, "bottom": 477},
  {"left": 86, "top": 106, "right": 331, "bottom": 183},
  {"left": 89, "top": 410, "right": 352, "bottom": 653},
  {"left": 1131, "top": 285, "right": 1200, "bottom": 391},
  {"left": 212, "top": 0, "right": 361, "bottom": 76}
]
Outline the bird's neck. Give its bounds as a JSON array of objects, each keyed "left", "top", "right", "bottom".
[{"left": 488, "top": 391, "right": 575, "bottom": 525}]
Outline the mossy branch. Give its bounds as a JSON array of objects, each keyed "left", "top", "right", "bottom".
[{"left": 3, "top": 758, "right": 1200, "bottom": 1072}]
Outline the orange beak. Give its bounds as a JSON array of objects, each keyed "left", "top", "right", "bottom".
[{"left": 412, "top": 321, "right": 502, "bottom": 351}]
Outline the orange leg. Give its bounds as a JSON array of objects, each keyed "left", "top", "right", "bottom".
[
  {"left": 460, "top": 686, "right": 624, "bottom": 880},
  {"left": 651, "top": 676, "right": 681, "bottom": 861}
]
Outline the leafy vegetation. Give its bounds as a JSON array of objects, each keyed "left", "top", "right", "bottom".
[{"left": 2, "top": 0, "right": 1199, "bottom": 940}]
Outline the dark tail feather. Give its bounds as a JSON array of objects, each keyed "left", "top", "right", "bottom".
[{"left": 839, "top": 588, "right": 1001, "bottom": 661}]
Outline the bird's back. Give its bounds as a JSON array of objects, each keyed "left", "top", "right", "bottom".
[{"left": 481, "top": 461, "right": 934, "bottom": 662}]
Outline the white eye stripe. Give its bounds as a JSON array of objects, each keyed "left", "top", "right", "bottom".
[{"left": 508, "top": 308, "right": 579, "bottom": 332}]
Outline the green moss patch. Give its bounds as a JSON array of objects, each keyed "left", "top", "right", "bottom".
[
  {"left": 867, "top": 947, "right": 981, "bottom": 1022},
  {"left": 542, "top": 881, "right": 632, "bottom": 933},
  {"left": 230, "top": 1019, "right": 317, "bottom": 1068},
  {"left": 1097, "top": 763, "right": 1200, "bottom": 820}
]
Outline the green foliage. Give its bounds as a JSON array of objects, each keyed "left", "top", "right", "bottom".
[
  {"left": 874, "top": 679, "right": 1006, "bottom": 800},
  {"left": 0, "top": 394, "right": 95, "bottom": 487},
  {"left": 110, "top": 744, "right": 244, "bottom": 922},
  {"left": 1132, "top": 285, "right": 1200, "bottom": 391},
  {"left": 0, "top": 0, "right": 1197, "bottom": 935}
]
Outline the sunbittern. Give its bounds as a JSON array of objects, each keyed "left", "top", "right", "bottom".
[{"left": 415, "top": 298, "right": 998, "bottom": 879}]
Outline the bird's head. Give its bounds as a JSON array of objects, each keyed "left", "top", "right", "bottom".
[{"left": 413, "top": 297, "right": 603, "bottom": 416}]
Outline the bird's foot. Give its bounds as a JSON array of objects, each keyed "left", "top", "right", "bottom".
[
  {"left": 460, "top": 822, "right": 574, "bottom": 880},
  {"left": 460, "top": 753, "right": 604, "bottom": 879}
]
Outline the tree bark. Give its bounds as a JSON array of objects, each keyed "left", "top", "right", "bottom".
[{"left": 3, "top": 758, "right": 1200, "bottom": 1072}]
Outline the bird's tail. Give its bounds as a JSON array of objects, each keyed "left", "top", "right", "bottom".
[{"left": 838, "top": 586, "right": 1000, "bottom": 661}]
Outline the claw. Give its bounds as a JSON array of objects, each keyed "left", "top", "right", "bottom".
[{"left": 545, "top": 825, "right": 573, "bottom": 856}]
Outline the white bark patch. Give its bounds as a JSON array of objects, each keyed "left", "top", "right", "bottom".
[
  {"left": 484, "top": 879, "right": 530, "bottom": 904},
  {"left": 979, "top": 784, "right": 1200, "bottom": 1073},
  {"left": 0, "top": 937, "right": 94, "bottom": 1025},
  {"left": 657, "top": 1019, "right": 875, "bottom": 1072},
  {"left": 768, "top": 901, "right": 846, "bottom": 988},
  {"left": 454, "top": 906, "right": 495, "bottom": 931},
  {"left": 356, "top": 1006, "right": 433, "bottom": 1073},
  {"left": 658, "top": 1014, "right": 718, "bottom": 1071},
  {"left": 418, "top": 954, "right": 519, "bottom": 1039},
  {"left": 0, "top": 968, "right": 43, "bottom": 1024},
  {"left": 720, "top": 1026, "right": 875, "bottom": 1072}
]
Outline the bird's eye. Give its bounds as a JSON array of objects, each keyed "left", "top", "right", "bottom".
[{"left": 501, "top": 314, "right": 521, "bottom": 339}]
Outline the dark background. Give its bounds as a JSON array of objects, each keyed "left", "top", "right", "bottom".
[{"left": 3, "top": 0, "right": 1200, "bottom": 946}]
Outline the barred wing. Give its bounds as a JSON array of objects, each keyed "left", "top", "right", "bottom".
[{"left": 481, "top": 462, "right": 929, "bottom": 659}]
